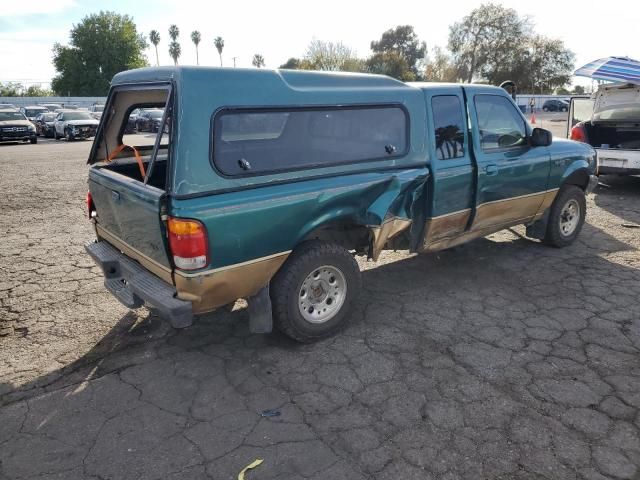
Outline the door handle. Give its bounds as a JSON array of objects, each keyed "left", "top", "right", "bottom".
[{"left": 485, "top": 164, "right": 498, "bottom": 176}]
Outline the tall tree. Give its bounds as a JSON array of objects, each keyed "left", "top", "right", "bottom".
[
  {"left": 52, "top": 11, "right": 148, "bottom": 96},
  {"left": 168, "top": 25, "right": 180, "bottom": 66},
  {"left": 149, "top": 30, "right": 160, "bottom": 66},
  {"left": 252, "top": 54, "right": 265, "bottom": 68},
  {"left": 370, "top": 25, "right": 427, "bottom": 76},
  {"left": 448, "top": 3, "right": 531, "bottom": 83},
  {"left": 304, "top": 39, "right": 364, "bottom": 72},
  {"left": 280, "top": 58, "right": 301, "bottom": 69},
  {"left": 214, "top": 37, "right": 224, "bottom": 66},
  {"left": 168, "top": 24, "right": 179, "bottom": 42},
  {"left": 169, "top": 42, "right": 181, "bottom": 65},
  {"left": 191, "top": 30, "right": 201, "bottom": 65}
]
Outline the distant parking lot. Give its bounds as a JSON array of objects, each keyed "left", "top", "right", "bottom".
[{"left": 1, "top": 129, "right": 640, "bottom": 479}]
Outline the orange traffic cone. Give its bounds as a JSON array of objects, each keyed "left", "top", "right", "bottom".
[{"left": 530, "top": 112, "right": 536, "bottom": 124}]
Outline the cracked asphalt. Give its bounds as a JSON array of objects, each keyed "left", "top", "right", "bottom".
[{"left": 1, "top": 139, "right": 640, "bottom": 480}]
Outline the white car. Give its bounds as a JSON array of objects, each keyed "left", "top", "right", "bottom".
[
  {"left": 569, "top": 83, "right": 640, "bottom": 175},
  {"left": 53, "top": 111, "right": 99, "bottom": 141}
]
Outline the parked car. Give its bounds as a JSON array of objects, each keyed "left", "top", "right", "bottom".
[
  {"left": 135, "top": 109, "right": 165, "bottom": 132},
  {"left": 85, "top": 67, "right": 597, "bottom": 342},
  {"left": 19, "top": 105, "right": 49, "bottom": 123},
  {"left": 0, "top": 103, "right": 17, "bottom": 110},
  {"left": 569, "top": 82, "right": 640, "bottom": 175},
  {"left": 542, "top": 99, "right": 569, "bottom": 112},
  {"left": 39, "top": 103, "right": 63, "bottom": 112},
  {"left": 53, "top": 110, "right": 99, "bottom": 141},
  {"left": 89, "top": 103, "right": 105, "bottom": 120},
  {"left": 34, "top": 112, "right": 57, "bottom": 137},
  {"left": 0, "top": 109, "right": 37, "bottom": 144}
]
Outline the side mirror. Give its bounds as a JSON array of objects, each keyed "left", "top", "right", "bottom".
[{"left": 530, "top": 127, "right": 552, "bottom": 147}]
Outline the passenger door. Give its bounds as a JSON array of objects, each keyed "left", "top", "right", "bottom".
[
  {"left": 466, "top": 90, "right": 551, "bottom": 232},
  {"left": 422, "top": 90, "right": 474, "bottom": 245}
]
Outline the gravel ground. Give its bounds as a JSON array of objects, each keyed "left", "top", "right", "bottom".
[{"left": 1, "top": 138, "right": 639, "bottom": 480}]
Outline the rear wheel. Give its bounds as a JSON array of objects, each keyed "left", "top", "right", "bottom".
[
  {"left": 270, "top": 241, "right": 361, "bottom": 343},
  {"left": 543, "top": 185, "right": 586, "bottom": 247}
]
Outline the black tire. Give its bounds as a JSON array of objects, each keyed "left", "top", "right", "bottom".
[
  {"left": 270, "top": 241, "right": 361, "bottom": 343},
  {"left": 543, "top": 185, "right": 586, "bottom": 248},
  {"left": 30, "top": 137, "right": 37, "bottom": 144},
  {"left": 65, "top": 129, "right": 73, "bottom": 142}
]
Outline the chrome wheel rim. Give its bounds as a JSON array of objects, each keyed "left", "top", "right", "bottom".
[
  {"left": 298, "top": 265, "right": 347, "bottom": 324},
  {"left": 560, "top": 199, "right": 580, "bottom": 236}
]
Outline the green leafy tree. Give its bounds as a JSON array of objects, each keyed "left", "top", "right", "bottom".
[
  {"left": 572, "top": 85, "right": 585, "bottom": 95},
  {"left": 214, "top": 37, "right": 224, "bottom": 66},
  {"left": 366, "top": 51, "right": 415, "bottom": 81},
  {"left": 280, "top": 58, "right": 301, "bottom": 69},
  {"left": 0, "top": 82, "right": 22, "bottom": 96},
  {"left": 252, "top": 54, "right": 265, "bottom": 68},
  {"left": 370, "top": 25, "right": 426, "bottom": 77},
  {"left": 51, "top": 11, "right": 148, "bottom": 96},
  {"left": 25, "top": 85, "right": 53, "bottom": 96},
  {"left": 149, "top": 30, "right": 160, "bottom": 66},
  {"left": 191, "top": 30, "right": 201, "bottom": 65},
  {"left": 448, "top": 3, "right": 531, "bottom": 83}
]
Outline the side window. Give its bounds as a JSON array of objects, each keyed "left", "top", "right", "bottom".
[
  {"left": 431, "top": 95, "right": 465, "bottom": 160},
  {"left": 474, "top": 95, "right": 527, "bottom": 151},
  {"left": 213, "top": 106, "right": 408, "bottom": 176}
]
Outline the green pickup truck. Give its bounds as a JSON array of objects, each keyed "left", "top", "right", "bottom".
[{"left": 85, "top": 67, "right": 597, "bottom": 342}]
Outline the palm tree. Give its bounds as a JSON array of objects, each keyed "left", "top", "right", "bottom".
[
  {"left": 190, "top": 30, "right": 201, "bottom": 65},
  {"left": 149, "top": 30, "right": 160, "bottom": 66},
  {"left": 168, "top": 24, "right": 179, "bottom": 42},
  {"left": 214, "top": 36, "right": 224, "bottom": 66},
  {"left": 169, "top": 42, "right": 181, "bottom": 65},
  {"left": 252, "top": 54, "right": 265, "bottom": 68}
]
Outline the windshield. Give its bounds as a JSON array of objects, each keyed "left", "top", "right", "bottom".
[
  {"left": 25, "top": 108, "right": 47, "bottom": 117},
  {"left": 0, "top": 111, "right": 26, "bottom": 121},
  {"left": 64, "top": 112, "right": 93, "bottom": 121}
]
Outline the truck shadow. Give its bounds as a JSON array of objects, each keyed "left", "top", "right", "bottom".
[
  {"left": 593, "top": 174, "right": 640, "bottom": 225},
  {"left": 0, "top": 221, "right": 636, "bottom": 409}
]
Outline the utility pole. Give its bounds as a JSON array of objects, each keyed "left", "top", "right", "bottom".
[{"left": 232, "top": 56, "right": 238, "bottom": 68}]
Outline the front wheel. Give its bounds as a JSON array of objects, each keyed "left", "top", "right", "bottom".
[
  {"left": 543, "top": 185, "right": 586, "bottom": 247},
  {"left": 65, "top": 130, "right": 73, "bottom": 141},
  {"left": 270, "top": 241, "right": 361, "bottom": 343}
]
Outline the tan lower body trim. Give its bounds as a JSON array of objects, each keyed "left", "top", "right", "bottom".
[
  {"left": 174, "top": 252, "right": 290, "bottom": 314},
  {"left": 95, "top": 224, "right": 173, "bottom": 284},
  {"left": 369, "top": 217, "right": 412, "bottom": 261},
  {"left": 422, "top": 189, "right": 559, "bottom": 252}
]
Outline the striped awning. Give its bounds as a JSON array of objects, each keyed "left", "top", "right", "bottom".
[{"left": 574, "top": 57, "right": 640, "bottom": 84}]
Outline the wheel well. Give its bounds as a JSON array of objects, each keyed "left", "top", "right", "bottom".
[
  {"left": 563, "top": 169, "right": 589, "bottom": 191},
  {"left": 302, "top": 223, "right": 369, "bottom": 254}
]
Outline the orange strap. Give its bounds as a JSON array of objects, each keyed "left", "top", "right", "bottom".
[{"left": 107, "top": 144, "right": 146, "bottom": 179}]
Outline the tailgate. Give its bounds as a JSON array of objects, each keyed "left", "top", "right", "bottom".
[{"left": 89, "top": 167, "right": 172, "bottom": 282}]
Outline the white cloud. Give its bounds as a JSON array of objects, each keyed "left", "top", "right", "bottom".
[{"left": 1, "top": 0, "right": 75, "bottom": 16}]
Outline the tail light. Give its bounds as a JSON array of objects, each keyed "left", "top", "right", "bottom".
[
  {"left": 570, "top": 123, "right": 588, "bottom": 143},
  {"left": 167, "top": 217, "right": 209, "bottom": 270},
  {"left": 86, "top": 191, "right": 95, "bottom": 219}
]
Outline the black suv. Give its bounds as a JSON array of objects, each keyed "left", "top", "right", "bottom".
[{"left": 542, "top": 99, "right": 569, "bottom": 112}]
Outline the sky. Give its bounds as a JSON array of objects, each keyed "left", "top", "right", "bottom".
[{"left": 1, "top": 0, "right": 639, "bottom": 89}]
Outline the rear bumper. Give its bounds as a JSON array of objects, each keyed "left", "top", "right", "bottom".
[{"left": 85, "top": 241, "right": 193, "bottom": 328}]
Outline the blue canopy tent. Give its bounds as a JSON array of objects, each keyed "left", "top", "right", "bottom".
[{"left": 574, "top": 56, "right": 640, "bottom": 84}]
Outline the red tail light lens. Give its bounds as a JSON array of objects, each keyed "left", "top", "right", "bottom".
[
  {"left": 86, "top": 191, "right": 95, "bottom": 219},
  {"left": 570, "top": 124, "right": 587, "bottom": 143},
  {"left": 167, "top": 217, "right": 209, "bottom": 270}
]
